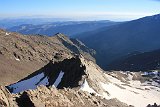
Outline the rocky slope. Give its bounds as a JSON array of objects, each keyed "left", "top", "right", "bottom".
[
  {"left": 0, "top": 29, "right": 95, "bottom": 85},
  {"left": 108, "top": 49, "right": 160, "bottom": 71},
  {"left": 1, "top": 85, "right": 130, "bottom": 107},
  {"left": 1, "top": 55, "right": 129, "bottom": 107}
]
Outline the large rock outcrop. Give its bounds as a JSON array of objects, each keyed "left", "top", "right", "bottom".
[
  {"left": 6, "top": 56, "right": 87, "bottom": 93},
  {"left": 0, "top": 86, "right": 17, "bottom": 107}
]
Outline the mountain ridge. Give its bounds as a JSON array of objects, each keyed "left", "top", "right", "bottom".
[
  {"left": 0, "top": 29, "right": 95, "bottom": 85},
  {"left": 8, "top": 20, "right": 119, "bottom": 37},
  {"left": 76, "top": 13, "right": 160, "bottom": 70},
  {"left": 108, "top": 49, "right": 160, "bottom": 71}
]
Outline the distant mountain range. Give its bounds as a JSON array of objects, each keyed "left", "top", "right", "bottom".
[
  {"left": 0, "top": 18, "right": 71, "bottom": 29},
  {"left": 8, "top": 20, "right": 118, "bottom": 37},
  {"left": 76, "top": 13, "right": 160, "bottom": 70}
]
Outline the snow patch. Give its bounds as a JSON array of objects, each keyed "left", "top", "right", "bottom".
[
  {"left": 15, "top": 58, "right": 20, "bottom": 61},
  {"left": 143, "top": 81, "right": 160, "bottom": 87},
  {"left": 80, "top": 79, "right": 97, "bottom": 94},
  {"left": 101, "top": 74, "right": 160, "bottom": 107},
  {"left": 8, "top": 73, "right": 49, "bottom": 93},
  {"left": 127, "top": 74, "right": 133, "bottom": 81},
  {"left": 38, "top": 76, "right": 49, "bottom": 86},
  {"left": 53, "top": 71, "right": 64, "bottom": 87},
  {"left": 142, "top": 71, "right": 159, "bottom": 76},
  {"left": 152, "top": 81, "right": 159, "bottom": 87},
  {"left": 153, "top": 71, "right": 159, "bottom": 76},
  {"left": 101, "top": 82, "right": 160, "bottom": 107},
  {"left": 5, "top": 32, "right": 10, "bottom": 36}
]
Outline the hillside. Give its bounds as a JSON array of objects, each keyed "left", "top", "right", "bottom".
[
  {"left": 76, "top": 13, "right": 160, "bottom": 70},
  {"left": 108, "top": 49, "right": 160, "bottom": 71},
  {"left": 0, "top": 29, "right": 95, "bottom": 85},
  {"left": 8, "top": 20, "right": 118, "bottom": 37}
]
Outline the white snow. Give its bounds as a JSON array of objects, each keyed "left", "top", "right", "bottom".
[
  {"left": 127, "top": 74, "right": 133, "bottom": 81},
  {"left": 142, "top": 71, "right": 159, "bottom": 76},
  {"left": 5, "top": 32, "right": 10, "bottom": 36},
  {"left": 38, "top": 76, "right": 49, "bottom": 86},
  {"left": 142, "top": 72, "right": 149, "bottom": 76},
  {"left": 152, "top": 81, "right": 159, "bottom": 87},
  {"left": 15, "top": 58, "right": 20, "bottom": 61},
  {"left": 53, "top": 71, "right": 64, "bottom": 87},
  {"left": 100, "top": 74, "right": 160, "bottom": 107},
  {"left": 8, "top": 73, "right": 49, "bottom": 93},
  {"left": 143, "top": 81, "right": 160, "bottom": 87},
  {"left": 153, "top": 71, "right": 159, "bottom": 75},
  {"left": 80, "top": 79, "right": 97, "bottom": 94},
  {"left": 8, "top": 70, "right": 65, "bottom": 93}
]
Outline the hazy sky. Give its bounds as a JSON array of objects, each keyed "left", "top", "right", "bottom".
[{"left": 0, "top": 0, "right": 160, "bottom": 21}]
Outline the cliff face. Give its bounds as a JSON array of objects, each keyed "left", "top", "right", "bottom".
[{"left": 6, "top": 57, "right": 87, "bottom": 93}]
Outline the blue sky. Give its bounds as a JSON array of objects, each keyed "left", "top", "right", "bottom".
[{"left": 0, "top": 0, "right": 160, "bottom": 21}]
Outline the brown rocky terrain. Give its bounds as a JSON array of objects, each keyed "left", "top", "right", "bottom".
[
  {"left": 0, "top": 53, "right": 129, "bottom": 107},
  {"left": 0, "top": 29, "right": 95, "bottom": 85},
  {"left": 3, "top": 55, "right": 160, "bottom": 107},
  {"left": 0, "top": 85, "right": 130, "bottom": 107}
]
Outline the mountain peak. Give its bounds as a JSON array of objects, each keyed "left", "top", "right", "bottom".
[{"left": 54, "top": 32, "right": 69, "bottom": 40}]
